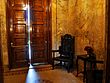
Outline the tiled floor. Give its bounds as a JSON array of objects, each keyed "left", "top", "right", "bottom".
[
  {"left": 38, "top": 69, "right": 83, "bottom": 83},
  {"left": 4, "top": 65, "right": 83, "bottom": 83}
]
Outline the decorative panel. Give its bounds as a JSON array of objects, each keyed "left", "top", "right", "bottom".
[
  {"left": 13, "top": 38, "right": 26, "bottom": 45},
  {"left": 14, "top": 48, "right": 26, "bottom": 61},
  {"left": 13, "top": 24, "right": 26, "bottom": 34},
  {"left": 13, "top": 34, "right": 26, "bottom": 38},
  {"left": 32, "top": 12, "right": 43, "bottom": 23},
  {"left": 32, "top": 25, "right": 44, "bottom": 33},
  {"left": 31, "top": 0, "right": 43, "bottom": 11},
  {"left": 13, "top": 10, "right": 26, "bottom": 23},
  {"left": 12, "top": 24, "right": 27, "bottom": 46},
  {"left": 33, "top": 51, "right": 44, "bottom": 58},
  {"left": 32, "top": 51, "right": 46, "bottom": 62},
  {"left": 13, "top": 0, "right": 27, "bottom": 7}
]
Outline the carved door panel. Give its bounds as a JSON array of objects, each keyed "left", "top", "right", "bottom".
[
  {"left": 7, "top": 0, "right": 51, "bottom": 68},
  {"left": 30, "top": 0, "right": 50, "bottom": 63},
  {"left": 7, "top": 0, "right": 29, "bottom": 68}
]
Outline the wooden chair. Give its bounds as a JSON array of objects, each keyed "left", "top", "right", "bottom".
[
  {"left": 52, "top": 34, "right": 75, "bottom": 72},
  {"left": 86, "top": 59, "right": 103, "bottom": 83}
]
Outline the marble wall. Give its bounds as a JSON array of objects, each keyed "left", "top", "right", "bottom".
[
  {"left": 52, "top": 0, "right": 105, "bottom": 60},
  {"left": 0, "top": 0, "right": 9, "bottom": 67}
]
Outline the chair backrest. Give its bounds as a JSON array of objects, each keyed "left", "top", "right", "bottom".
[{"left": 59, "top": 34, "right": 75, "bottom": 57}]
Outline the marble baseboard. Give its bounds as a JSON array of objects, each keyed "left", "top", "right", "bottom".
[{"left": 4, "top": 64, "right": 52, "bottom": 76}]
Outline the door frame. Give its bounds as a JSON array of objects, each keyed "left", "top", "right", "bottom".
[
  {"left": 46, "top": 0, "right": 52, "bottom": 64},
  {"left": 105, "top": 0, "right": 110, "bottom": 82}
]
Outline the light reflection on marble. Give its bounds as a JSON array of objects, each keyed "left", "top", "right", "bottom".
[{"left": 25, "top": 64, "right": 40, "bottom": 83}]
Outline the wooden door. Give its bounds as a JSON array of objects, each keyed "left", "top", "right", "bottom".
[
  {"left": 29, "top": 0, "right": 51, "bottom": 63},
  {"left": 7, "top": 0, "right": 29, "bottom": 68},
  {"left": 7, "top": 0, "right": 52, "bottom": 68}
]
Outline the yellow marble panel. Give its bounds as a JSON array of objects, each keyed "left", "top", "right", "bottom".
[
  {"left": 52, "top": 0, "right": 105, "bottom": 60},
  {"left": 0, "top": 0, "right": 8, "bottom": 66}
]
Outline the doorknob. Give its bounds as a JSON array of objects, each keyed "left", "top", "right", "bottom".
[
  {"left": 11, "top": 42, "right": 13, "bottom": 46},
  {"left": 45, "top": 41, "right": 47, "bottom": 44}
]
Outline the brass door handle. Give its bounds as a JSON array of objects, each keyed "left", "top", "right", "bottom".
[
  {"left": 45, "top": 41, "right": 47, "bottom": 44},
  {"left": 11, "top": 42, "right": 13, "bottom": 46}
]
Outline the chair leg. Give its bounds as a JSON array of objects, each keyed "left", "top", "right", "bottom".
[
  {"left": 52, "top": 59, "right": 54, "bottom": 70},
  {"left": 67, "top": 61, "right": 73, "bottom": 73},
  {"left": 67, "top": 62, "right": 71, "bottom": 73},
  {"left": 67, "top": 66, "right": 70, "bottom": 73}
]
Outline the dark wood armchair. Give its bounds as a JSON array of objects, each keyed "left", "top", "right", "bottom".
[{"left": 52, "top": 34, "right": 75, "bottom": 72}]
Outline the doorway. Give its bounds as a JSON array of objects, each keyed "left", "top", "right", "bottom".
[{"left": 7, "top": 0, "right": 52, "bottom": 68}]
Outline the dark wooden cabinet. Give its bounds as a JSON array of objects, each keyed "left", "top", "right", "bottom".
[{"left": 6, "top": 0, "right": 52, "bottom": 68}]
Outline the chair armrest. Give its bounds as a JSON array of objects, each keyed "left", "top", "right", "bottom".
[
  {"left": 52, "top": 50, "right": 59, "bottom": 58},
  {"left": 87, "top": 59, "right": 104, "bottom": 64},
  {"left": 52, "top": 50, "right": 59, "bottom": 52}
]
